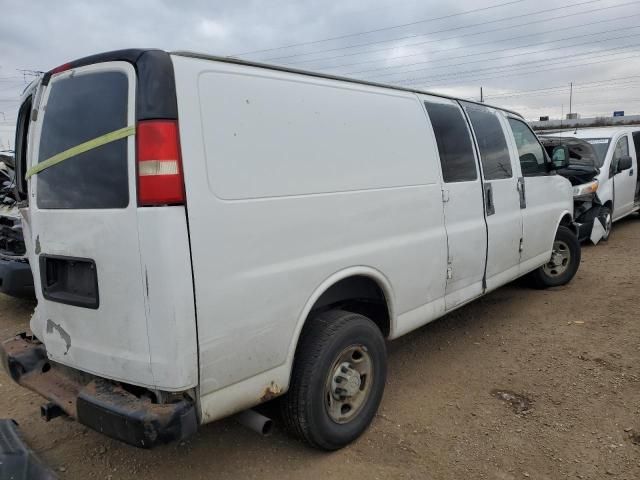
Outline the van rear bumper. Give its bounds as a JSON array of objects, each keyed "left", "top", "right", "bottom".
[{"left": 0, "top": 334, "right": 197, "bottom": 448}]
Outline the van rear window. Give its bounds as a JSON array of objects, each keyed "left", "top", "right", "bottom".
[{"left": 37, "top": 71, "right": 129, "bottom": 209}]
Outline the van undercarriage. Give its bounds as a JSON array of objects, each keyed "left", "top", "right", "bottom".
[{"left": 1, "top": 334, "right": 197, "bottom": 448}]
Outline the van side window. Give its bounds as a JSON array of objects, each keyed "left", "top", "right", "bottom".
[
  {"left": 507, "top": 118, "right": 548, "bottom": 176},
  {"left": 424, "top": 101, "right": 477, "bottom": 183},
  {"left": 610, "top": 136, "right": 629, "bottom": 178},
  {"left": 465, "top": 108, "right": 512, "bottom": 180}
]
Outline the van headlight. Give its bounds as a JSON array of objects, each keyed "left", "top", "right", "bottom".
[{"left": 572, "top": 180, "right": 598, "bottom": 199}]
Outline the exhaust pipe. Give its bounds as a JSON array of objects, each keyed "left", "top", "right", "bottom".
[{"left": 234, "top": 409, "right": 273, "bottom": 436}]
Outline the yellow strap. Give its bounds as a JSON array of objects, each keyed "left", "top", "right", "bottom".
[{"left": 25, "top": 125, "right": 136, "bottom": 180}]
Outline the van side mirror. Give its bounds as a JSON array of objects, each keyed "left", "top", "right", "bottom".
[
  {"left": 551, "top": 145, "right": 570, "bottom": 169},
  {"left": 617, "top": 155, "right": 632, "bottom": 173}
]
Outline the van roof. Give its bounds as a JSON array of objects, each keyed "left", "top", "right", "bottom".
[
  {"left": 171, "top": 50, "right": 523, "bottom": 119},
  {"left": 542, "top": 126, "right": 640, "bottom": 139},
  {"left": 41, "top": 48, "right": 523, "bottom": 120}
]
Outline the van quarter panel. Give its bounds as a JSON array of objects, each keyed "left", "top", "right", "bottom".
[{"left": 172, "top": 55, "right": 448, "bottom": 401}]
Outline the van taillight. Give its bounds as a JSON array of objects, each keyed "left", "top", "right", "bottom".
[{"left": 136, "top": 120, "right": 185, "bottom": 206}]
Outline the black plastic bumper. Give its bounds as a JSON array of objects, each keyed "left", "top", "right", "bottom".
[
  {"left": 1, "top": 334, "right": 198, "bottom": 449},
  {"left": 0, "top": 258, "right": 34, "bottom": 298}
]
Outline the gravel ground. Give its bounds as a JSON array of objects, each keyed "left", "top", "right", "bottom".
[{"left": 1, "top": 216, "right": 639, "bottom": 480}]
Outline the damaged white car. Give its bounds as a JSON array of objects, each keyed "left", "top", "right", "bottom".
[{"left": 541, "top": 127, "right": 640, "bottom": 244}]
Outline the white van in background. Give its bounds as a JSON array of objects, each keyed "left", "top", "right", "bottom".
[
  {"left": 542, "top": 127, "right": 640, "bottom": 243},
  {"left": 3, "top": 49, "right": 579, "bottom": 450}
]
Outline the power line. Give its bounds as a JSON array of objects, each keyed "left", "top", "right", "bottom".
[
  {"left": 344, "top": 16, "right": 640, "bottom": 76},
  {"left": 491, "top": 83, "right": 640, "bottom": 101},
  {"left": 232, "top": 0, "right": 527, "bottom": 57},
  {"left": 396, "top": 43, "right": 640, "bottom": 86},
  {"left": 363, "top": 29, "right": 640, "bottom": 80},
  {"left": 570, "top": 97, "right": 640, "bottom": 106},
  {"left": 266, "top": 0, "right": 618, "bottom": 64},
  {"left": 484, "top": 75, "right": 640, "bottom": 99},
  {"left": 408, "top": 52, "right": 640, "bottom": 88}
]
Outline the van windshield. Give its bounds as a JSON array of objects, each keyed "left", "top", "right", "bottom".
[
  {"left": 582, "top": 138, "right": 610, "bottom": 167},
  {"left": 37, "top": 71, "right": 129, "bottom": 209}
]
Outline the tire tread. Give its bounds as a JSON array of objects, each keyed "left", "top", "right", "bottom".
[{"left": 281, "top": 310, "right": 380, "bottom": 449}]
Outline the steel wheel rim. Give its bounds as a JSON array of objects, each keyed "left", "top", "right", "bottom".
[
  {"left": 324, "top": 345, "right": 373, "bottom": 424},
  {"left": 542, "top": 240, "right": 571, "bottom": 277}
]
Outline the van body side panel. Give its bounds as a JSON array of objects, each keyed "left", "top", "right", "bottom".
[{"left": 172, "top": 56, "right": 448, "bottom": 403}]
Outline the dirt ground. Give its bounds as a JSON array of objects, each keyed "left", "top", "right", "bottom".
[{"left": 1, "top": 217, "right": 639, "bottom": 480}]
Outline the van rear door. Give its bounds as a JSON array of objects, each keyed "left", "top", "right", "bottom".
[{"left": 26, "top": 57, "right": 197, "bottom": 391}]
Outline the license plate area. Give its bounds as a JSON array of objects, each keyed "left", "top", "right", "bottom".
[{"left": 39, "top": 255, "right": 99, "bottom": 309}]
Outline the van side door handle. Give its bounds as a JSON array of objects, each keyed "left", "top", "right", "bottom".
[
  {"left": 517, "top": 177, "right": 526, "bottom": 209},
  {"left": 484, "top": 183, "right": 495, "bottom": 216}
]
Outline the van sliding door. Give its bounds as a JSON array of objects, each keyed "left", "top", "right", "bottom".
[
  {"left": 461, "top": 103, "right": 523, "bottom": 290},
  {"left": 422, "top": 97, "right": 487, "bottom": 310}
]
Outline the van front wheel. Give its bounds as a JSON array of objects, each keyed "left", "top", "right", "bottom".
[
  {"left": 281, "top": 310, "right": 387, "bottom": 450},
  {"left": 528, "top": 225, "right": 581, "bottom": 288}
]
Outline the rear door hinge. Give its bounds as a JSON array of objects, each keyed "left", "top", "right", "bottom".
[
  {"left": 519, "top": 238, "right": 524, "bottom": 253},
  {"left": 441, "top": 188, "right": 450, "bottom": 203},
  {"left": 446, "top": 256, "right": 453, "bottom": 280}
]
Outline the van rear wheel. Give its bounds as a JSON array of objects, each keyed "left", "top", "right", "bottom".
[
  {"left": 281, "top": 310, "right": 387, "bottom": 450},
  {"left": 528, "top": 226, "right": 581, "bottom": 289}
]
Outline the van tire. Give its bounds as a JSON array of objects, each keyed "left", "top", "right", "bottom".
[
  {"left": 528, "top": 226, "right": 581, "bottom": 289},
  {"left": 281, "top": 310, "right": 387, "bottom": 450}
]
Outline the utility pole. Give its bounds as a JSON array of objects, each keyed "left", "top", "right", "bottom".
[
  {"left": 569, "top": 82, "right": 573, "bottom": 117},
  {"left": 480, "top": 86, "right": 484, "bottom": 103}
]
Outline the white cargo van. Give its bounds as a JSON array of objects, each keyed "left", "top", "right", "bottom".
[
  {"left": 542, "top": 127, "right": 640, "bottom": 243},
  {"left": 3, "top": 49, "right": 580, "bottom": 450}
]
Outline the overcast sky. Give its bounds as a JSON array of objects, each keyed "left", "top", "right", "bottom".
[{"left": 2, "top": 0, "right": 640, "bottom": 149}]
